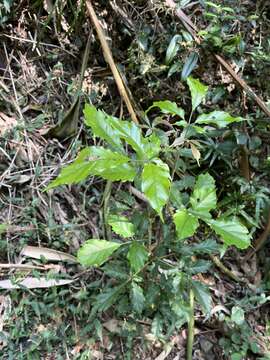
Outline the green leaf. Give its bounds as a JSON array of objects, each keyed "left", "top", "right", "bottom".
[
  {"left": 89, "top": 151, "right": 124, "bottom": 179},
  {"left": 231, "top": 353, "right": 243, "bottom": 360},
  {"left": 46, "top": 146, "right": 136, "bottom": 189},
  {"left": 108, "top": 215, "right": 135, "bottom": 238},
  {"left": 141, "top": 160, "right": 171, "bottom": 219},
  {"left": 250, "top": 341, "right": 260, "bottom": 354},
  {"left": 168, "top": 61, "right": 182, "bottom": 77},
  {"left": 165, "top": 35, "right": 181, "bottom": 65},
  {"left": 130, "top": 282, "right": 145, "bottom": 314},
  {"left": 231, "top": 306, "right": 245, "bottom": 325},
  {"left": 192, "top": 239, "right": 220, "bottom": 254},
  {"left": 192, "top": 280, "right": 212, "bottom": 314},
  {"left": 207, "top": 217, "right": 251, "bottom": 249},
  {"left": 176, "top": 176, "right": 195, "bottom": 191},
  {"left": 77, "top": 239, "right": 121, "bottom": 267},
  {"left": 84, "top": 104, "right": 123, "bottom": 150},
  {"left": 94, "top": 285, "right": 123, "bottom": 312},
  {"left": 181, "top": 52, "right": 199, "bottom": 80},
  {"left": 3, "top": 0, "right": 12, "bottom": 12},
  {"left": 103, "top": 262, "right": 129, "bottom": 280},
  {"left": 173, "top": 209, "right": 199, "bottom": 240},
  {"left": 189, "top": 260, "right": 212, "bottom": 274},
  {"left": 127, "top": 242, "right": 149, "bottom": 273},
  {"left": 109, "top": 117, "right": 156, "bottom": 159},
  {"left": 0, "top": 224, "right": 8, "bottom": 235},
  {"left": 195, "top": 111, "right": 243, "bottom": 128},
  {"left": 151, "top": 314, "right": 163, "bottom": 338},
  {"left": 190, "top": 173, "right": 217, "bottom": 217},
  {"left": 187, "top": 76, "right": 208, "bottom": 111},
  {"left": 85, "top": 105, "right": 160, "bottom": 160},
  {"left": 170, "top": 182, "right": 183, "bottom": 208},
  {"left": 143, "top": 133, "right": 161, "bottom": 159},
  {"left": 147, "top": 100, "right": 185, "bottom": 120}
]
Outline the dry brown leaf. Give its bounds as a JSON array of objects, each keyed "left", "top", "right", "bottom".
[
  {"left": 154, "top": 337, "right": 179, "bottom": 360},
  {"left": 171, "top": 136, "right": 185, "bottom": 147},
  {"left": 103, "top": 319, "right": 121, "bottom": 333},
  {"left": 20, "top": 245, "right": 77, "bottom": 263},
  {"left": 91, "top": 350, "right": 103, "bottom": 360},
  {"left": 71, "top": 343, "right": 85, "bottom": 356},
  {"left": 0, "top": 112, "right": 17, "bottom": 135},
  {"left": 190, "top": 143, "right": 201, "bottom": 166},
  {"left": 8, "top": 174, "right": 31, "bottom": 184},
  {"left": 0, "top": 277, "right": 74, "bottom": 289}
]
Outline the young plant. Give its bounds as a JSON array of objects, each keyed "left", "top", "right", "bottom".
[{"left": 46, "top": 77, "right": 251, "bottom": 334}]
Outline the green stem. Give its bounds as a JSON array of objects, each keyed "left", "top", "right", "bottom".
[
  {"left": 102, "top": 181, "right": 112, "bottom": 240},
  {"left": 187, "top": 287, "right": 194, "bottom": 360},
  {"left": 148, "top": 212, "right": 152, "bottom": 247},
  {"left": 188, "top": 109, "right": 194, "bottom": 125}
]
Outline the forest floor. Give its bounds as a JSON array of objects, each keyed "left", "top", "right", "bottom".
[{"left": 0, "top": 1, "right": 270, "bottom": 359}]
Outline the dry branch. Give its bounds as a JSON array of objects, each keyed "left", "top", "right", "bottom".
[{"left": 86, "top": 0, "right": 139, "bottom": 124}]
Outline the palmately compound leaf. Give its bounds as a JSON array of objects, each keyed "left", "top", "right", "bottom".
[
  {"left": 108, "top": 215, "right": 135, "bottom": 238},
  {"left": 130, "top": 282, "right": 145, "bottom": 314},
  {"left": 195, "top": 111, "right": 243, "bottom": 128},
  {"left": 77, "top": 239, "right": 121, "bottom": 267},
  {"left": 84, "top": 104, "right": 123, "bottom": 150},
  {"left": 173, "top": 209, "right": 199, "bottom": 240},
  {"left": 127, "top": 242, "right": 149, "bottom": 273},
  {"left": 187, "top": 76, "right": 208, "bottom": 111},
  {"left": 46, "top": 146, "right": 136, "bottom": 189},
  {"left": 146, "top": 100, "right": 185, "bottom": 120},
  {"left": 192, "top": 280, "right": 212, "bottom": 314},
  {"left": 207, "top": 217, "right": 251, "bottom": 249},
  {"left": 190, "top": 173, "right": 217, "bottom": 217},
  {"left": 141, "top": 160, "right": 171, "bottom": 219}
]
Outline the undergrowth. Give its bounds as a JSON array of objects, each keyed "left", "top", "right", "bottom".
[{"left": 1, "top": 1, "right": 270, "bottom": 359}]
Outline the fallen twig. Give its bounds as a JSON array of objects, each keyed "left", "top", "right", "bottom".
[{"left": 210, "top": 254, "right": 245, "bottom": 283}]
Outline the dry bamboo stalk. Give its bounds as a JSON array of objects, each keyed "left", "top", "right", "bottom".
[
  {"left": 86, "top": 1, "right": 139, "bottom": 124},
  {"left": 0, "top": 263, "right": 47, "bottom": 270}
]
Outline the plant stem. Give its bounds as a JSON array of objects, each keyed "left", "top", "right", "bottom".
[
  {"left": 245, "top": 210, "right": 270, "bottom": 260},
  {"left": 102, "top": 181, "right": 112, "bottom": 240},
  {"left": 210, "top": 254, "right": 244, "bottom": 283},
  {"left": 239, "top": 145, "right": 250, "bottom": 181},
  {"left": 187, "top": 287, "right": 194, "bottom": 360}
]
